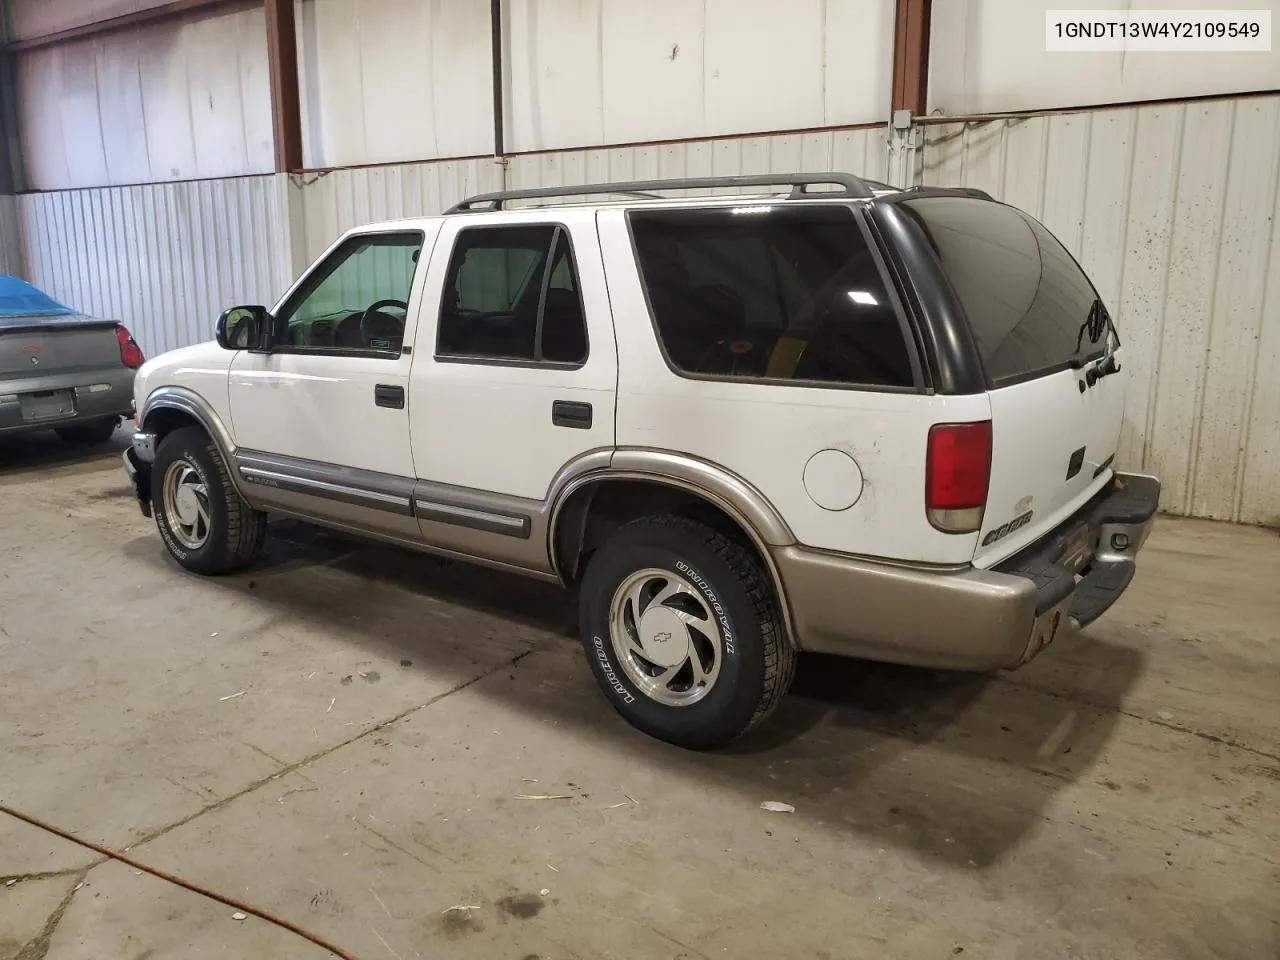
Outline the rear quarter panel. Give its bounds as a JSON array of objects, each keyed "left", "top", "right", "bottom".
[{"left": 597, "top": 209, "right": 989, "bottom": 566}]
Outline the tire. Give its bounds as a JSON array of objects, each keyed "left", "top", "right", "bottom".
[
  {"left": 55, "top": 417, "right": 119, "bottom": 445},
  {"left": 151, "top": 426, "right": 266, "bottom": 575},
  {"left": 578, "top": 515, "right": 796, "bottom": 750}
]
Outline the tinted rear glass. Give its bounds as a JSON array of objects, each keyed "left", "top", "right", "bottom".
[
  {"left": 902, "top": 197, "right": 1110, "bottom": 385},
  {"left": 629, "top": 205, "right": 915, "bottom": 389}
]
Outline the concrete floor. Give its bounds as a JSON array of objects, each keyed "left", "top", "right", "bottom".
[{"left": 0, "top": 430, "right": 1277, "bottom": 960}]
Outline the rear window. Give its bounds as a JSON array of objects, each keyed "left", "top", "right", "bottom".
[
  {"left": 629, "top": 205, "right": 915, "bottom": 389},
  {"left": 901, "top": 197, "right": 1111, "bottom": 386}
]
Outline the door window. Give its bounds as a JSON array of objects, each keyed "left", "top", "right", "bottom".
[
  {"left": 629, "top": 205, "right": 915, "bottom": 389},
  {"left": 276, "top": 232, "right": 423, "bottom": 355},
  {"left": 437, "top": 225, "right": 588, "bottom": 366}
]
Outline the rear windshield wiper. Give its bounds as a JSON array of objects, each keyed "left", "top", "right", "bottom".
[
  {"left": 1073, "top": 299, "right": 1113, "bottom": 356},
  {"left": 1073, "top": 299, "right": 1122, "bottom": 385}
]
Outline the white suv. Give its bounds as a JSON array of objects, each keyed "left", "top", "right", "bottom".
[{"left": 124, "top": 173, "right": 1161, "bottom": 749}]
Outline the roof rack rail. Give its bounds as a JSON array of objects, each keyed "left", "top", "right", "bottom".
[
  {"left": 446, "top": 172, "right": 877, "bottom": 213},
  {"left": 893, "top": 185, "right": 996, "bottom": 202}
]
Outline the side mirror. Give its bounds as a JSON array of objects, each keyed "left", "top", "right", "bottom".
[{"left": 215, "top": 305, "right": 270, "bottom": 350}]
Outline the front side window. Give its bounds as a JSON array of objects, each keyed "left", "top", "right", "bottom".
[
  {"left": 437, "top": 225, "right": 588, "bottom": 365},
  {"left": 277, "top": 232, "right": 422, "bottom": 354},
  {"left": 629, "top": 205, "right": 914, "bottom": 388}
]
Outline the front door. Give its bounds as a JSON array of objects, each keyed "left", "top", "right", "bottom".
[{"left": 227, "top": 226, "right": 436, "bottom": 538}]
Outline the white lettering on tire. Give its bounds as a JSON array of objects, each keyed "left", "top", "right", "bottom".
[
  {"left": 592, "top": 634, "right": 635, "bottom": 704},
  {"left": 674, "top": 560, "right": 735, "bottom": 654}
]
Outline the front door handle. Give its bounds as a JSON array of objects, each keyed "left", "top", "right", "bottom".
[
  {"left": 374, "top": 384, "right": 405, "bottom": 409},
  {"left": 552, "top": 400, "right": 592, "bottom": 429}
]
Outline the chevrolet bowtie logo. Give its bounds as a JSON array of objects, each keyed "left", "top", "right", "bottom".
[{"left": 651, "top": 631, "right": 672, "bottom": 643}]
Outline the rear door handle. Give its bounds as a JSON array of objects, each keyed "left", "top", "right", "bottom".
[
  {"left": 374, "top": 384, "right": 405, "bottom": 409},
  {"left": 552, "top": 400, "right": 592, "bottom": 429}
]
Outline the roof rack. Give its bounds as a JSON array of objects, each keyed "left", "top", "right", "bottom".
[
  {"left": 890, "top": 185, "right": 996, "bottom": 202},
  {"left": 446, "top": 172, "right": 878, "bottom": 213}
]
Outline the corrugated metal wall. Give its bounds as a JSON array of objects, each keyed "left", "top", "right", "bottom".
[
  {"left": 10, "top": 105, "right": 1278, "bottom": 526},
  {"left": 920, "top": 96, "right": 1280, "bottom": 525},
  {"left": 927, "top": 0, "right": 1280, "bottom": 117},
  {"left": 19, "top": 176, "right": 294, "bottom": 358},
  {"left": 0, "top": 197, "right": 25, "bottom": 278},
  {"left": 293, "top": 159, "right": 503, "bottom": 263},
  {"left": 16, "top": 5, "right": 274, "bottom": 191},
  {"left": 293, "top": 126, "right": 890, "bottom": 262},
  {"left": 293, "top": 126, "right": 885, "bottom": 257}
]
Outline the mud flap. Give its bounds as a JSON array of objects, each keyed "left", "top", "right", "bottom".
[{"left": 123, "top": 447, "right": 152, "bottom": 518}]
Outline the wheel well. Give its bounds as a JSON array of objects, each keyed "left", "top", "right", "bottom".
[
  {"left": 554, "top": 478, "right": 775, "bottom": 589},
  {"left": 145, "top": 407, "right": 204, "bottom": 446}
]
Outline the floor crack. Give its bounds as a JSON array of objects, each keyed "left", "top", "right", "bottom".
[
  {"left": 124, "top": 645, "right": 540, "bottom": 853},
  {"left": 14, "top": 868, "right": 88, "bottom": 960},
  {"left": 994, "top": 673, "right": 1280, "bottom": 765},
  {"left": 0, "top": 866, "right": 91, "bottom": 886}
]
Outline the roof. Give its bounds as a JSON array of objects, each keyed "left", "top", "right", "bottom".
[{"left": 346, "top": 179, "right": 995, "bottom": 235}]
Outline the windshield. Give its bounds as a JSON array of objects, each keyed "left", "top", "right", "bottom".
[{"left": 902, "top": 196, "right": 1113, "bottom": 385}]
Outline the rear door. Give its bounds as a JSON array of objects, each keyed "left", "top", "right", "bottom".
[
  {"left": 407, "top": 208, "right": 616, "bottom": 562},
  {"left": 901, "top": 196, "right": 1125, "bottom": 568}
]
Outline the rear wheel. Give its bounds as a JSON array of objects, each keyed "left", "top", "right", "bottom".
[
  {"left": 578, "top": 515, "right": 796, "bottom": 750},
  {"left": 55, "top": 417, "right": 119, "bottom": 445},
  {"left": 151, "top": 426, "right": 266, "bottom": 575}
]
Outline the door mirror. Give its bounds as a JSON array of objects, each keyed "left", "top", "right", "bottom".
[{"left": 215, "top": 305, "right": 270, "bottom": 350}]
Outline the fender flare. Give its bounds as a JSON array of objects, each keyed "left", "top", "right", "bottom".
[
  {"left": 141, "top": 386, "right": 247, "bottom": 497},
  {"left": 547, "top": 448, "right": 799, "bottom": 644}
]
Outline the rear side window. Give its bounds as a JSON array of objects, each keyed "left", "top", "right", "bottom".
[
  {"left": 629, "top": 205, "right": 915, "bottom": 389},
  {"left": 901, "top": 197, "right": 1110, "bottom": 386},
  {"left": 437, "top": 225, "right": 588, "bottom": 366}
]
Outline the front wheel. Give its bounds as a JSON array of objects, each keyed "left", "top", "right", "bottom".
[
  {"left": 578, "top": 515, "right": 796, "bottom": 750},
  {"left": 151, "top": 426, "right": 266, "bottom": 575}
]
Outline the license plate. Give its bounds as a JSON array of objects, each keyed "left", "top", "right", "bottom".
[
  {"left": 20, "top": 389, "right": 75, "bottom": 421},
  {"left": 1060, "top": 522, "right": 1096, "bottom": 573}
]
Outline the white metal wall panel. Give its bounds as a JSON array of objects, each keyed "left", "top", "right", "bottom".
[
  {"left": 294, "top": 0, "right": 494, "bottom": 169},
  {"left": 505, "top": 127, "right": 891, "bottom": 195},
  {"left": 0, "top": 197, "right": 25, "bottom": 278},
  {"left": 294, "top": 158, "right": 503, "bottom": 263},
  {"left": 929, "top": 0, "right": 1280, "bottom": 117},
  {"left": 10, "top": 0, "right": 173, "bottom": 40},
  {"left": 18, "top": 176, "right": 294, "bottom": 359},
  {"left": 501, "top": 0, "right": 893, "bottom": 153},
  {"left": 920, "top": 97, "right": 1280, "bottom": 525},
  {"left": 17, "top": 6, "right": 273, "bottom": 190}
]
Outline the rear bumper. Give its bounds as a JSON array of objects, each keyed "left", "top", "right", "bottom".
[
  {"left": 773, "top": 472, "right": 1161, "bottom": 671},
  {"left": 0, "top": 367, "right": 134, "bottom": 435}
]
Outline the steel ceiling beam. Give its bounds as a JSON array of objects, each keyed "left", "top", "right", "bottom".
[
  {"left": 263, "top": 0, "right": 302, "bottom": 172},
  {"left": 891, "top": 0, "right": 933, "bottom": 116}
]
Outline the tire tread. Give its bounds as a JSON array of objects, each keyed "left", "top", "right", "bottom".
[
  {"left": 581, "top": 513, "right": 797, "bottom": 747},
  {"left": 639, "top": 515, "right": 796, "bottom": 735},
  {"left": 154, "top": 427, "right": 265, "bottom": 575}
]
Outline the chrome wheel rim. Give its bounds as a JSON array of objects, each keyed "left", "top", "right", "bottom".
[
  {"left": 608, "top": 567, "right": 724, "bottom": 707},
  {"left": 161, "top": 459, "right": 211, "bottom": 550}
]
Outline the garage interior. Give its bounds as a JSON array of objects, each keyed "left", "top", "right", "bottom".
[{"left": 1, "top": 1, "right": 1279, "bottom": 958}]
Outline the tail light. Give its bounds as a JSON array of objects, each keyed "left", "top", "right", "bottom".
[
  {"left": 116, "top": 324, "right": 145, "bottom": 368},
  {"left": 926, "top": 420, "right": 992, "bottom": 533}
]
